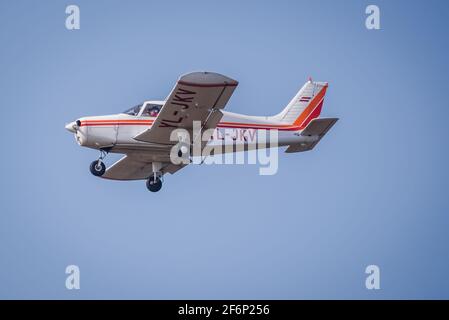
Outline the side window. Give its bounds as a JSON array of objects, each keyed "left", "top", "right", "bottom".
[{"left": 142, "top": 104, "right": 161, "bottom": 117}]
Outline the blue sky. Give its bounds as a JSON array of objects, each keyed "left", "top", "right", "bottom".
[{"left": 1, "top": 0, "right": 449, "bottom": 299}]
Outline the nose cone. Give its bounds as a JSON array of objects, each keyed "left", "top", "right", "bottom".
[{"left": 65, "top": 121, "right": 77, "bottom": 133}]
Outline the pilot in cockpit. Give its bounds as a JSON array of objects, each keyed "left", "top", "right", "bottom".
[
  {"left": 149, "top": 106, "right": 160, "bottom": 117},
  {"left": 141, "top": 104, "right": 161, "bottom": 117}
]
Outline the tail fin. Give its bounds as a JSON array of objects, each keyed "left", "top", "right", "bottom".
[{"left": 273, "top": 79, "right": 328, "bottom": 130}]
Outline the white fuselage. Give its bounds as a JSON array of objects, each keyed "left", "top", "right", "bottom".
[{"left": 68, "top": 103, "right": 317, "bottom": 155}]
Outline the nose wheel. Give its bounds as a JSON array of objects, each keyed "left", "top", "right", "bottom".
[
  {"left": 90, "top": 160, "right": 106, "bottom": 176},
  {"left": 89, "top": 150, "right": 108, "bottom": 177}
]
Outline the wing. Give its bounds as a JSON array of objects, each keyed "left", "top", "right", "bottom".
[
  {"left": 134, "top": 72, "right": 238, "bottom": 145},
  {"left": 102, "top": 155, "right": 186, "bottom": 181}
]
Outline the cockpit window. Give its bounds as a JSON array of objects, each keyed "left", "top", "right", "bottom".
[
  {"left": 141, "top": 104, "right": 162, "bottom": 117},
  {"left": 122, "top": 104, "right": 142, "bottom": 116}
]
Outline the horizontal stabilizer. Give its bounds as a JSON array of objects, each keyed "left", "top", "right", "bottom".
[{"left": 285, "top": 118, "right": 338, "bottom": 153}]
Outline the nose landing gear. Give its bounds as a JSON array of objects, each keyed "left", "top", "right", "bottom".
[
  {"left": 90, "top": 160, "right": 106, "bottom": 176},
  {"left": 89, "top": 150, "right": 108, "bottom": 177}
]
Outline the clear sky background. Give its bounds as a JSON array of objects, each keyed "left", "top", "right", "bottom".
[{"left": 1, "top": 0, "right": 449, "bottom": 299}]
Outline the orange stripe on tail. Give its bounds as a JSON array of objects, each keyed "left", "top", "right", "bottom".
[{"left": 293, "top": 84, "right": 328, "bottom": 129}]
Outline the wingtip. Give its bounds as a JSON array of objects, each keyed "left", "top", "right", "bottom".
[{"left": 179, "top": 71, "right": 238, "bottom": 87}]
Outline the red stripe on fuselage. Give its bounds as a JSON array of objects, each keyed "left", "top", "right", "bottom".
[{"left": 80, "top": 120, "right": 304, "bottom": 131}]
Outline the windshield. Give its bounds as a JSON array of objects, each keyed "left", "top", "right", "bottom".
[{"left": 122, "top": 104, "right": 142, "bottom": 116}]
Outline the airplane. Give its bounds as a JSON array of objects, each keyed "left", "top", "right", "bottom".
[{"left": 65, "top": 72, "right": 338, "bottom": 192}]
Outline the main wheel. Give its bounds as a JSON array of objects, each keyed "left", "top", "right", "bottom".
[
  {"left": 146, "top": 176, "right": 162, "bottom": 192},
  {"left": 90, "top": 160, "right": 106, "bottom": 176}
]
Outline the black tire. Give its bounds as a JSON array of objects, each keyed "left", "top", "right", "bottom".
[
  {"left": 146, "top": 176, "right": 162, "bottom": 192},
  {"left": 90, "top": 160, "right": 106, "bottom": 176}
]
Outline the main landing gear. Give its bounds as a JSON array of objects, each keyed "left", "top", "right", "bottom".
[
  {"left": 89, "top": 150, "right": 108, "bottom": 177},
  {"left": 146, "top": 162, "right": 163, "bottom": 192},
  {"left": 146, "top": 175, "right": 162, "bottom": 192}
]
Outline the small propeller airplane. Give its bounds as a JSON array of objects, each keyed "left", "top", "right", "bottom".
[{"left": 65, "top": 72, "right": 338, "bottom": 192}]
